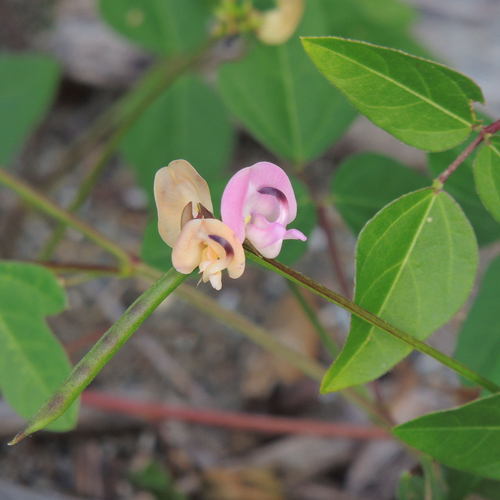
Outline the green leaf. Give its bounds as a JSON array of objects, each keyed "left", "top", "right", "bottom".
[
  {"left": 428, "top": 148, "right": 500, "bottom": 246},
  {"left": 394, "top": 393, "right": 500, "bottom": 480},
  {"left": 218, "top": 2, "right": 356, "bottom": 165},
  {"left": 333, "top": 153, "right": 429, "bottom": 234},
  {"left": 473, "top": 137, "right": 500, "bottom": 222},
  {"left": 0, "top": 262, "right": 78, "bottom": 430},
  {"left": 322, "top": 188, "right": 478, "bottom": 392},
  {"left": 141, "top": 218, "right": 171, "bottom": 271},
  {"left": 454, "top": 256, "right": 500, "bottom": 386},
  {"left": 278, "top": 179, "right": 315, "bottom": 265},
  {"left": 0, "top": 53, "right": 60, "bottom": 165},
  {"left": 99, "top": 0, "right": 211, "bottom": 56},
  {"left": 302, "top": 37, "right": 483, "bottom": 151}
]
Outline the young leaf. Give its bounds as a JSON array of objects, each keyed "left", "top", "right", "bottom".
[
  {"left": 454, "top": 256, "right": 500, "bottom": 386},
  {"left": 394, "top": 393, "right": 500, "bottom": 480},
  {"left": 428, "top": 149, "right": 500, "bottom": 246},
  {"left": 218, "top": 2, "right": 356, "bottom": 166},
  {"left": 332, "top": 153, "right": 428, "bottom": 234},
  {"left": 473, "top": 136, "right": 500, "bottom": 222},
  {"left": 0, "top": 262, "right": 78, "bottom": 430},
  {"left": 0, "top": 53, "right": 60, "bottom": 165},
  {"left": 322, "top": 188, "right": 478, "bottom": 392},
  {"left": 99, "top": 0, "right": 211, "bottom": 56},
  {"left": 302, "top": 37, "right": 483, "bottom": 151}
]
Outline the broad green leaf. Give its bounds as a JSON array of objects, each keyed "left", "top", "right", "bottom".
[
  {"left": 0, "top": 262, "right": 78, "bottom": 430},
  {"left": 99, "top": 0, "right": 211, "bottom": 56},
  {"left": 302, "top": 37, "right": 483, "bottom": 151},
  {"left": 332, "top": 153, "right": 429, "bottom": 234},
  {"left": 473, "top": 137, "right": 500, "bottom": 222},
  {"left": 322, "top": 188, "right": 478, "bottom": 392},
  {"left": 454, "top": 256, "right": 500, "bottom": 386},
  {"left": 443, "top": 467, "right": 500, "bottom": 500},
  {"left": 218, "top": 2, "right": 356, "bottom": 165},
  {"left": 120, "top": 75, "right": 233, "bottom": 269},
  {"left": 428, "top": 149, "right": 500, "bottom": 246},
  {"left": 278, "top": 179, "right": 315, "bottom": 265},
  {"left": 394, "top": 393, "right": 500, "bottom": 480},
  {"left": 0, "top": 53, "right": 60, "bottom": 165}
]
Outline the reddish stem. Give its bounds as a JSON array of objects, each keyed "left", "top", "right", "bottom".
[
  {"left": 82, "top": 390, "right": 390, "bottom": 440},
  {"left": 438, "top": 119, "right": 500, "bottom": 184},
  {"left": 316, "top": 203, "right": 351, "bottom": 297}
]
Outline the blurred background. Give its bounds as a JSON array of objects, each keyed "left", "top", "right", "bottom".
[{"left": 0, "top": 1, "right": 499, "bottom": 499}]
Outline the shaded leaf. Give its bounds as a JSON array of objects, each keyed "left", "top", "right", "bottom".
[
  {"left": 473, "top": 136, "right": 500, "bottom": 222},
  {"left": 397, "top": 472, "right": 425, "bottom": 500},
  {"left": 0, "top": 262, "right": 78, "bottom": 430},
  {"left": 333, "top": 153, "right": 428, "bottom": 234},
  {"left": 302, "top": 37, "right": 483, "bottom": 151},
  {"left": 454, "top": 256, "right": 500, "bottom": 386},
  {"left": 141, "top": 218, "right": 171, "bottom": 271},
  {"left": 0, "top": 53, "right": 60, "bottom": 165},
  {"left": 322, "top": 188, "right": 478, "bottom": 392},
  {"left": 99, "top": 0, "right": 211, "bottom": 55},
  {"left": 218, "top": 2, "right": 356, "bottom": 165},
  {"left": 394, "top": 393, "right": 500, "bottom": 480},
  {"left": 428, "top": 148, "right": 500, "bottom": 245}
]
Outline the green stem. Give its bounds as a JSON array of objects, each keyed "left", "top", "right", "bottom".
[
  {"left": 287, "top": 281, "right": 339, "bottom": 358},
  {"left": 39, "top": 41, "right": 215, "bottom": 260},
  {"left": 0, "top": 168, "right": 133, "bottom": 274},
  {"left": 246, "top": 249, "right": 500, "bottom": 394},
  {"left": 8, "top": 268, "right": 189, "bottom": 445}
]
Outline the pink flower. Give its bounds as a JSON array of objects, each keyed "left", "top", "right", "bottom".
[{"left": 221, "top": 162, "right": 307, "bottom": 258}]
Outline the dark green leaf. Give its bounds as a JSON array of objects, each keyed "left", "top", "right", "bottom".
[
  {"left": 333, "top": 153, "right": 429, "bottom": 234},
  {"left": 0, "top": 53, "right": 60, "bottom": 165},
  {"left": 394, "top": 393, "right": 500, "bottom": 480},
  {"left": 428, "top": 148, "right": 500, "bottom": 245},
  {"left": 141, "top": 218, "right": 171, "bottom": 271},
  {"left": 302, "top": 37, "right": 483, "bottom": 151},
  {"left": 454, "top": 256, "right": 500, "bottom": 386},
  {"left": 322, "top": 188, "right": 478, "bottom": 392},
  {"left": 99, "top": 0, "right": 211, "bottom": 55},
  {"left": 473, "top": 137, "right": 500, "bottom": 222},
  {"left": 0, "top": 262, "right": 78, "bottom": 430},
  {"left": 218, "top": 2, "right": 356, "bottom": 165}
]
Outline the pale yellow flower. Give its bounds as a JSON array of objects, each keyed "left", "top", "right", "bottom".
[{"left": 256, "top": 0, "right": 304, "bottom": 45}]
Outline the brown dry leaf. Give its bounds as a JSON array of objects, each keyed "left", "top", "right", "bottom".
[
  {"left": 203, "top": 466, "right": 284, "bottom": 500},
  {"left": 242, "top": 294, "right": 319, "bottom": 399}
]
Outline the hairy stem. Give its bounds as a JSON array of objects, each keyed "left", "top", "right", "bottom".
[
  {"left": 246, "top": 249, "right": 500, "bottom": 393},
  {"left": 8, "top": 268, "right": 189, "bottom": 445}
]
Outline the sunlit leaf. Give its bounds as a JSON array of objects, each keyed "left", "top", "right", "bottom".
[
  {"left": 322, "top": 188, "right": 478, "bottom": 392},
  {"left": 302, "top": 37, "right": 483, "bottom": 151},
  {"left": 0, "top": 262, "right": 78, "bottom": 430}
]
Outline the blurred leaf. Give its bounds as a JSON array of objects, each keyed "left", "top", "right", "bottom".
[
  {"left": 0, "top": 262, "right": 78, "bottom": 430},
  {"left": 277, "top": 178, "right": 315, "bottom": 265},
  {"left": 0, "top": 53, "right": 60, "bottom": 165},
  {"left": 473, "top": 136, "right": 500, "bottom": 222},
  {"left": 397, "top": 472, "right": 425, "bottom": 500},
  {"left": 141, "top": 218, "right": 171, "bottom": 271},
  {"left": 99, "top": 0, "right": 211, "bottom": 55},
  {"left": 322, "top": 188, "right": 478, "bottom": 392},
  {"left": 218, "top": 2, "right": 356, "bottom": 165},
  {"left": 428, "top": 148, "right": 500, "bottom": 245},
  {"left": 130, "top": 461, "right": 186, "bottom": 500},
  {"left": 333, "top": 153, "right": 429, "bottom": 234},
  {"left": 302, "top": 37, "right": 483, "bottom": 152},
  {"left": 398, "top": 458, "right": 447, "bottom": 500},
  {"left": 121, "top": 75, "right": 234, "bottom": 196},
  {"left": 394, "top": 393, "right": 500, "bottom": 480},
  {"left": 454, "top": 256, "right": 500, "bottom": 386}
]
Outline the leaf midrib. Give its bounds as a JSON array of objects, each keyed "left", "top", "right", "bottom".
[{"left": 315, "top": 42, "right": 472, "bottom": 127}]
